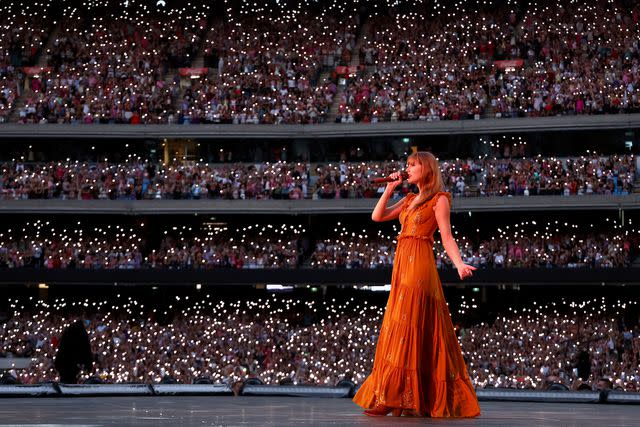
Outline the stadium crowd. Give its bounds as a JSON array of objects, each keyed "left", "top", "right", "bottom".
[
  {"left": 0, "top": 217, "right": 637, "bottom": 270},
  {"left": 308, "top": 219, "right": 640, "bottom": 269},
  {"left": 0, "top": 220, "right": 304, "bottom": 270},
  {"left": 0, "top": 154, "right": 634, "bottom": 200},
  {"left": 149, "top": 224, "right": 301, "bottom": 269},
  {"left": 0, "top": 160, "right": 311, "bottom": 200},
  {"left": 15, "top": 3, "right": 209, "bottom": 124},
  {"left": 489, "top": 1, "right": 640, "bottom": 118},
  {"left": 1, "top": 0, "right": 639, "bottom": 124},
  {"left": 1, "top": 295, "right": 637, "bottom": 392},
  {"left": 0, "top": 3, "right": 52, "bottom": 123},
  {"left": 0, "top": 220, "right": 145, "bottom": 269},
  {"left": 335, "top": 10, "right": 501, "bottom": 122},
  {"left": 179, "top": 9, "right": 357, "bottom": 124},
  {"left": 309, "top": 224, "right": 397, "bottom": 269},
  {"left": 0, "top": 66, "right": 21, "bottom": 123}
]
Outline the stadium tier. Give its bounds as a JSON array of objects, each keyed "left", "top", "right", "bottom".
[
  {"left": 1, "top": 0, "right": 639, "bottom": 125},
  {"left": 0, "top": 154, "right": 635, "bottom": 200}
]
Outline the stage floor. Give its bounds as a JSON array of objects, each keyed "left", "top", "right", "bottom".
[{"left": 0, "top": 396, "right": 637, "bottom": 426}]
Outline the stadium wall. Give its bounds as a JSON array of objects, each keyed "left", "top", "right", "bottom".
[
  {"left": 0, "top": 196, "right": 638, "bottom": 214},
  {"left": 2, "top": 115, "right": 640, "bottom": 139}
]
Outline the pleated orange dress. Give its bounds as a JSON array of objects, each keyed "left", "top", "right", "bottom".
[{"left": 353, "top": 191, "right": 480, "bottom": 417}]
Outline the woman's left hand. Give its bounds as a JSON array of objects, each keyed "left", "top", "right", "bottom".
[{"left": 456, "top": 263, "right": 477, "bottom": 280}]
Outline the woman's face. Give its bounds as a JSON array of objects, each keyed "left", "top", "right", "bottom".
[{"left": 406, "top": 158, "right": 424, "bottom": 184}]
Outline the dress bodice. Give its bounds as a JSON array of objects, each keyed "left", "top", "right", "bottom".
[{"left": 398, "top": 192, "right": 451, "bottom": 243}]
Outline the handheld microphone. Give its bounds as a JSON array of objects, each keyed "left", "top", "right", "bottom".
[{"left": 372, "top": 171, "right": 408, "bottom": 184}]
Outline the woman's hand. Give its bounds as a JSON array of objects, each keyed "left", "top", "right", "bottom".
[
  {"left": 386, "top": 171, "right": 404, "bottom": 190},
  {"left": 456, "top": 263, "right": 477, "bottom": 280}
]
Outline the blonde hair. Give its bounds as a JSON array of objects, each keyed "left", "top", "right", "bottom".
[{"left": 406, "top": 151, "right": 444, "bottom": 212}]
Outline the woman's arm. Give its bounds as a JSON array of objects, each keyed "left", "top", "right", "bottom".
[
  {"left": 434, "top": 195, "right": 476, "bottom": 280},
  {"left": 371, "top": 172, "right": 405, "bottom": 222}
]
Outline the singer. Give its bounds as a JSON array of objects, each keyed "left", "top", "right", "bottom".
[{"left": 353, "top": 151, "right": 481, "bottom": 418}]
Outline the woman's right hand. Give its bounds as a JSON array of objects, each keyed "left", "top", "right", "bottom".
[{"left": 386, "top": 172, "right": 404, "bottom": 190}]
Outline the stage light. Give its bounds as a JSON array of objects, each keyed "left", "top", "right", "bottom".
[{"left": 266, "top": 284, "right": 293, "bottom": 291}]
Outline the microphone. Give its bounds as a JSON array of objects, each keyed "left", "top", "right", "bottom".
[{"left": 372, "top": 171, "right": 408, "bottom": 184}]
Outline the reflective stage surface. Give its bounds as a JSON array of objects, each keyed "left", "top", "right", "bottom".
[{"left": 0, "top": 396, "right": 637, "bottom": 426}]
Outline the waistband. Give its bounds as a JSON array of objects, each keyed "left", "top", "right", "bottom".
[{"left": 397, "top": 234, "right": 434, "bottom": 244}]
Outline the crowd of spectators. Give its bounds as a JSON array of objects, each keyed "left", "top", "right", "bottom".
[
  {"left": 309, "top": 224, "right": 397, "bottom": 268},
  {"left": 459, "top": 297, "right": 639, "bottom": 391},
  {"left": 489, "top": 1, "right": 640, "bottom": 118},
  {"left": 2, "top": 1, "right": 640, "bottom": 124},
  {"left": 7, "top": 1, "right": 357, "bottom": 125},
  {"left": 149, "top": 224, "right": 302, "bottom": 269},
  {"left": 0, "top": 65, "right": 21, "bottom": 123},
  {"left": 335, "top": 10, "right": 505, "bottom": 122},
  {"left": 0, "top": 160, "right": 311, "bottom": 200},
  {"left": 181, "top": 7, "right": 357, "bottom": 124},
  {"left": 0, "top": 219, "right": 144, "bottom": 269},
  {"left": 0, "top": 220, "right": 304, "bottom": 270},
  {"left": 434, "top": 220, "right": 639, "bottom": 269},
  {"left": 0, "top": 216, "right": 637, "bottom": 270},
  {"left": 306, "top": 218, "right": 640, "bottom": 270},
  {"left": 0, "top": 154, "right": 634, "bottom": 200},
  {"left": 473, "top": 153, "right": 636, "bottom": 196},
  {"left": 0, "top": 4, "right": 53, "bottom": 122},
  {"left": 1, "top": 295, "right": 637, "bottom": 392},
  {"left": 0, "top": 7, "right": 51, "bottom": 67},
  {"left": 337, "top": 1, "right": 640, "bottom": 122},
  {"left": 14, "top": 2, "right": 208, "bottom": 124}
]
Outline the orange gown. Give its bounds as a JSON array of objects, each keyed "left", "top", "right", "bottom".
[{"left": 353, "top": 192, "right": 480, "bottom": 417}]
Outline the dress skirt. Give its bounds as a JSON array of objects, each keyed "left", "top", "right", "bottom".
[{"left": 353, "top": 234, "right": 481, "bottom": 417}]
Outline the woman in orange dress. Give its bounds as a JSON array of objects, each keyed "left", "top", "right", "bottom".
[{"left": 353, "top": 151, "right": 480, "bottom": 418}]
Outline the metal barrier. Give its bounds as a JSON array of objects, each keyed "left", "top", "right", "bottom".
[
  {"left": 57, "top": 384, "right": 154, "bottom": 396},
  {"left": 475, "top": 388, "right": 604, "bottom": 403},
  {"left": 0, "top": 384, "right": 59, "bottom": 397},
  {"left": 242, "top": 384, "right": 352, "bottom": 398},
  {"left": 153, "top": 384, "right": 232, "bottom": 396},
  {"left": 0, "top": 384, "right": 638, "bottom": 404}
]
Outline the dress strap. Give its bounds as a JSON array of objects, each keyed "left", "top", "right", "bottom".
[{"left": 429, "top": 191, "right": 452, "bottom": 208}]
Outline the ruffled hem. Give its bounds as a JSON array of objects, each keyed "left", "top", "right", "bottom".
[
  {"left": 353, "top": 363, "right": 420, "bottom": 411},
  {"left": 353, "top": 360, "right": 480, "bottom": 417},
  {"left": 353, "top": 279, "right": 480, "bottom": 418}
]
